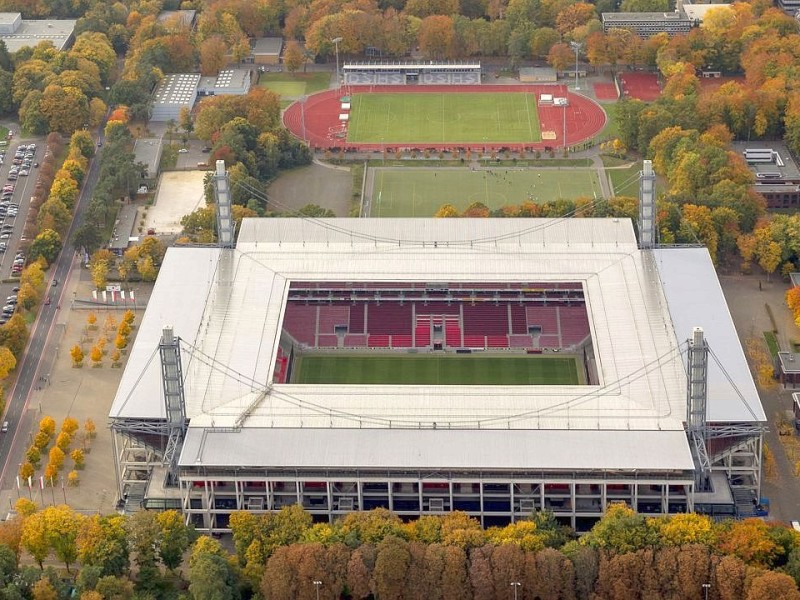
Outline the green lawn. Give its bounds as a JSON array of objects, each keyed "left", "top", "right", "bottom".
[
  {"left": 369, "top": 167, "right": 602, "bottom": 216},
  {"left": 348, "top": 93, "right": 541, "bottom": 144},
  {"left": 258, "top": 72, "right": 331, "bottom": 99},
  {"left": 293, "top": 354, "right": 580, "bottom": 385}
]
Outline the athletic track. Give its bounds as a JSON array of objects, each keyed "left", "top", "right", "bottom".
[{"left": 282, "top": 84, "right": 607, "bottom": 152}]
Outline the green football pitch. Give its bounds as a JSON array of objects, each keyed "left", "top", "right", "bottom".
[
  {"left": 369, "top": 167, "right": 602, "bottom": 217},
  {"left": 347, "top": 93, "right": 542, "bottom": 144},
  {"left": 292, "top": 354, "right": 581, "bottom": 385}
]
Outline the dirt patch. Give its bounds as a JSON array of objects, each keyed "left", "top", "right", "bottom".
[
  {"left": 266, "top": 164, "right": 352, "bottom": 216},
  {"left": 146, "top": 171, "right": 208, "bottom": 235}
]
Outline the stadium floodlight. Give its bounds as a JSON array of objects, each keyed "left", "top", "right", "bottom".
[
  {"left": 570, "top": 41, "right": 583, "bottom": 91},
  {"left": 332, "top": 37, "right": 343, "bottom": 89},
  {"left": 313, "top": 580, "right": 322, "bottom": 600}
]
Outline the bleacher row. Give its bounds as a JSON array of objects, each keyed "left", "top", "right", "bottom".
[
  {"left": 342, "top": 72, "right": 481, "bottom": 86},
  {"left": 282, "top": 302, "right": 590, "bottom": 350}
]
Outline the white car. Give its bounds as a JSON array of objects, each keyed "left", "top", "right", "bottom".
[{"left": 178, "top": 148, "right": 189, "bottom": 153}]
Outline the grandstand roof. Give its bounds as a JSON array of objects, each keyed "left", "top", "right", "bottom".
[
  {"left": 343, "top": 62, "right": 481, "bottom": 71},
  {"left": 178, "top": 428, "right": 696, "bottom": 471},
  {"left": 110, "top": 218, "right": 764, "bottom": 456}
]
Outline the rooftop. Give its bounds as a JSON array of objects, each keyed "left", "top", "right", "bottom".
[
  {"left": 0, "top": 15, "right": 76, "bottom": 52},
  {"left": 153, "top": 73, "right": 200, "bottom": 107},
  {"left": 602, "top": 11, "right": 690, "bottom": 21},
  {"left": 252, "top": 37, "right": 283, "bottom": 55},
  {"left": 157, "top": 10, "right": 196, "bottom": 27},
  {"left": 132, "top": 138, "right": 163, "bottom": 177},
  {"left": 684, "top": 3, "right": 732, "bottom": 21},
  {"left": 110, "top": 218, "right": 764, "bottom": 441}
]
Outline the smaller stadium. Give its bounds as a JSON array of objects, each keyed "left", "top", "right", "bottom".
[{"left": 282, "top": 61, "right": 607, "bottom": 151}]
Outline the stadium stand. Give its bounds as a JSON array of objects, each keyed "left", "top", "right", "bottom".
[{"left": 343, "top": 62, "right": 482, "bottom": 86}]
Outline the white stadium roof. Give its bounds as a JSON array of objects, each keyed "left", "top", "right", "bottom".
[{"left": 109, "top": 218, "right": 763, "bottom": 471}]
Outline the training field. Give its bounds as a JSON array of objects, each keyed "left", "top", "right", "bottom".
[
  {"left": 368, "top": 167, "right": 602, "bottom": 217},
  {"left": 347, "top": 93, "right": 541, "bottom": 144},
  {"left": 292, "top": 354, "right": 581, "bottom": 385}
]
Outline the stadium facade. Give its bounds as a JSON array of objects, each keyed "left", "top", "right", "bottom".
[{"left": 109, "top": 215, "right": 766, "bottom": 532}]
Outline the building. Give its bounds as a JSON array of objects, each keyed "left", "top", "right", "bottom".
[
  {"left": 343, "top": 62, "right": 481, "bottom": 85},
  {"left": 151, "top": 73, "right": 200, "bottom": 122},
  {"left": 732, "top": 141, "right": 800, "bottom": 209},
  {"left": 601, "top": 11, "right": 692, "bottom": 37},
  {"left": 157, "top": 10, "right": 197, "bottom": 28},
  {"left": 109, "top": 207, "right": 766, "bottom": 532},
  {"left": 682, "top": 3, "right": 732, "bottom": 22},
  {"left": 197, "top": 69, "right": 252, "bottom": 97},
  {"left": 132, "top": 138, "right": 163, "bottom": 185},
  {"left": 251, "top": 37, "right": 283, "bottom": 65},
  {"left": 0, "top": 12, "right": 76, "bottom": 52},
  {"left": 519, "top": 67, "right": 557, "bottom": 83},
  {"left": 109, "top": 204, "right": 139, "bottom": 255}
]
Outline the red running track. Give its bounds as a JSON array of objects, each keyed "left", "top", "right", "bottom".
[
  {"left": 593, "top": 82, "right": 619, "bottom": 101},
  {"left": 282, "top": 84, "right": 607, "bottom": 152},
  {"left": 618, "top": 72, "right": 661, "bottom": 102}
]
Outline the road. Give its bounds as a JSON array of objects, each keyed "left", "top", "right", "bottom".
[{"left": 0, "top": 129, "right": 105, "bottom": 491}]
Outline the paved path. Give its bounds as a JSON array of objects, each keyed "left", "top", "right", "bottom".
[{"left": 720, "top": 273, "right": 800, "bottom": 523}]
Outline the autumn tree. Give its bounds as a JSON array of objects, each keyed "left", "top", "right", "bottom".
[
  {"left": 283, "top": 40, "right": 304, "bottom": 72},
  {"left": 0, "top": 346, "right": 16, "bottom": 380},
  {"left": 90, "top": 345, "right": 102, "bottom": 366},
  {"left": 157, "top": 510, "right": 195, "bottom": 571},
  {"left": 27, "top": 230, "right": 62, "bottom": 268}
]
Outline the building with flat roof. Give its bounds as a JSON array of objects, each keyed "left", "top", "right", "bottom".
[
  {"left": 0, "top": 12, "right": 76, "bottom": 52},
  {"left": 732, "top": 141, "right": 800, "bottom": 209},
  {"left": 132, "top": 138, "right": 163, "bottom": 185},
  {"left": 197, "top": 69, "right": 252, "bottom": 97},
  {"left": 109, "top": 204, "right": 139, "bottom": 255},
  {"left": 109, "top": 211, "right": 766, "bottom": 531},
  {"left": 252, "top": 37, "right": 283, "bottom": 65},
  {"left": 157, "top": 10, "right": 197, "bottom": 28},
  {"left": 151, "top": 73, "right": 200, "bottom": 122},
  {"left": 602, "top": 11, "right": 692, "bottom": 37}
]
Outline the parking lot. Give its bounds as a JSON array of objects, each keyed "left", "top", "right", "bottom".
[{"left": 0, "top": 135, "right": 46, "bottom": 319}]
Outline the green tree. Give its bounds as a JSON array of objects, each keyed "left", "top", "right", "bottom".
[
  {"left": 580, "top": 502, "right": 657, "bottom": 554},
  {"left": 0, "top": 315, "right": 29, "bottom": 358},
  {"left": 28, "top": 230, "right": 62, "bottom": 266},
  {"left": 157, "top": 510, "right": 195, "bottom": 571}
]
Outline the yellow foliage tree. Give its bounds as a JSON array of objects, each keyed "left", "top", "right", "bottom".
[
  {"left": 15, "top": 497, "right": 36, "bottom": 516},
  {"left": 651, "top": 513, "right": 716, "bottom": 546},
  {"left": 43, "top": 463, "right": 59, "bottom": 482},
  {"left": 104, "top": 314, "right": 117, "bottom": 332},
  {"left": 67, "top": 471, "right": 79, "bottom": 487},
  {"left": 0, "top": 346, "right": 16, "bottom": 379},
  {"left": 90, "top": 345, "right": 102, "bottom": 366},
  {"left": 70, "top": 448, "right": 84, "bottom": 469},
  {"left": 18, "top": 462, "right": 34, "bottom": 480},
  {"left": 86, "top": 313, "right": 97, "bottom": 328},
  {"left": 39, "top": 416, "right": 55, "bottom": 437},
  {"left": 61, "top": 417, "right": 79, "bottom": 435},
  {"left": 48, "top": 446, "right": 65, "bottom": 470},
  {"left": 70, "top": 345, "right": 83, "bottom": 367},
  {"left": 111, "top": 349, "right": 121, "bottom": 364},
  {"left": 123, "top": 309, "right": 135, "bottom": 326},
  {"left": 84, "top": 418, "right": 96, "bottom": 439},
  {"left": 117, "top": 321, "right": 131, "bottom": 338},
  {"left": 114, "top": 335, "right": 128, "bottom": 350},
  {"left": 55, "top": 432, "right": 71, "bottom": 451}
]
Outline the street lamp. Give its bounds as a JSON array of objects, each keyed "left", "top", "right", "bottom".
[
  {"left": 570, "top": 41, "right": 583, "bottom": 91},
  {"left": 702, "top": 583, "right": 711, "bottom": 600},
  {"left": 331, "top": 37, "right": 343, "bottom": 90},
  {"left": 511, "top": 581, "right": 522, "bottom": 600},
  {"left": 313, "top": 580, "right": 322, "bottom": 600}
]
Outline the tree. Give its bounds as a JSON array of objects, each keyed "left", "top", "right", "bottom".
[
  {"left": 26, "top": 446, "right": 41, "bottom": 467},
  {"left": 0, "top": 346, "right": 16, "bottom": 380},
  {"left": 87, "top": 313, "right": 97, "bottom": 328},
  {"left": 747, "top": 571, "right": 800, "bottom": 600},
  {"left": 283, "top": 40, "right": 305, "bottom": 72},
  {"left": 77, "top": 515, "right": 129, "bottom": 576},
  {"left": 0, "top": 315, "right": 29, "bottom": 359},
  {"left": 62, "top": 417, "right": 79, "bottom": 435},
  {"left": 21, "top": 511, "right": 50, "bottom": 568},
  {"left": 548, "top": 43, "right": 575, "bottom": 72},
  {"left": 716, "top": 519, "right": 783, "bottom": 567},
  {"left": 90, "top": 346, "right": 102, "bottom": 366},
  {"left": 373, "top": 536, "right": 411, "bottom": 600},
  {"left": 199, "top": 36, "right": 228, "bottom": 76},
  {"left": 418, "top": 16, "right": 456, "bottom": 59},
  {"left": 114, "top": 335, "right": 128, "bottom": 351},
  {"left": 28, "top": 230, "right": 62, "bottom": 266},
  {"left": 32, "top": 577, "right": 58, "bottom": 600},
  {"left": 435, "top": 204, "right": 460, "bottom": 218},
  {"left": 39, "top": 417, "right": 55, "bottom": 437},
  {"left": 157, "top": 511, "right": 194, "bottom": 571},
  {"left": 48, "top": 175, "right": 79, "bottom": 210},
  {"left": 55, "top": 432, "right": 71, "bottom": 452},
  {"left": 189, "top": 549, "right": 240, "bottom": 600},
  {"left": 70, "top": 448, "right": 84, "bottom": 468},
  {"left": 84, "top": 418, "right": 96, "bottom": 438},
  {"left": 581, "top": 503, "right": 656, "bottom": 554},
  {"left": 126, "top": 511, "right": 160, "bottom": 570},
  {"left": 19, "top": 462, "right": 34, "bottom": 481},
  {"left": 48, "top": 447, "right": 65, "bottom": 470},
  {"left": 69, "top": 130, "right": 95, "bottom": 159}
]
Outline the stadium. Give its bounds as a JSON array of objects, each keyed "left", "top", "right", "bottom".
[{"left": 108, "top": 163, "right": 766, "bottom": 532}]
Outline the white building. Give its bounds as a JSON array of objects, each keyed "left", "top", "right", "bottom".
[{"left": 109, "top": 217, "right": 765, "bottom": 531}]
